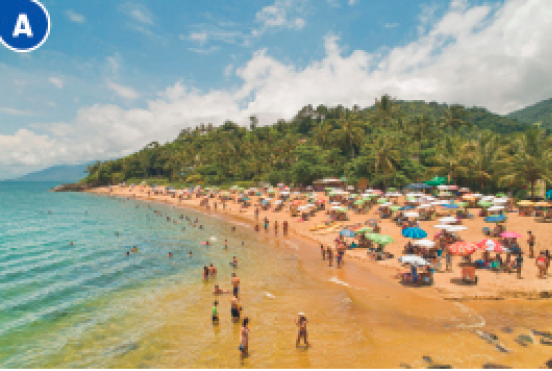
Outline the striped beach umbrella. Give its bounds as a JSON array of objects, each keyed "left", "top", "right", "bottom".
[{"left": 476, "top": 239, "right": 503, "bottom": 250}]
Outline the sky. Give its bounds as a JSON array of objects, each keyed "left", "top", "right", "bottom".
[{"left": 0, "top": 0, "right": 551, "bottom": 179}]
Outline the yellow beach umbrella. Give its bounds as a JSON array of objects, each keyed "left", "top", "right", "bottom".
[
  {"left": 518, "top": 200, "right": 534, "bottom": 207},
  {"left": 534, "top": 201, "right": 550, "bottom": 207}
]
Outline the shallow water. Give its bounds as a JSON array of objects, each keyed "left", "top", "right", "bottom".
[{"left": 1, "top": 182, "right": 552, "bottom": 368}]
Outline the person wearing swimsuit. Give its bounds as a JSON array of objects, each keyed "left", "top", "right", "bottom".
[
  {"left": 239, "top": 317, "right": 250, "bottom": 361},
  {"left": 536, "top": 252, "right": 547, "bottom": 278},
  {"left": 295, "top": 313, "right": 309, "bottom": 348},
  {"left": 212, "top": 301, "right": 219, "bottom": 325}
]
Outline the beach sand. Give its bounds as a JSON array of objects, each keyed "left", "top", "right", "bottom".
[{"left": 87, "top": 185, "right": 552, "bottom": 368}]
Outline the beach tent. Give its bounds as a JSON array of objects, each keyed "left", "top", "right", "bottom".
[{"left": 424, "top": 176, "right": 447, "bottom": 186}]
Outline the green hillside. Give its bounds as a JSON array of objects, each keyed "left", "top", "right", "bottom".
[
  {"left": 507, "top": 98, "right": 552, "bottom": 129},
  {"left": 81, "top": 96, "right": 552, "bottom": 198}
]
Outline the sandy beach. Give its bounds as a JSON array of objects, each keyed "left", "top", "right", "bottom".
[{"left": 90, "top": 185, "right": 552, "bottom": 300}]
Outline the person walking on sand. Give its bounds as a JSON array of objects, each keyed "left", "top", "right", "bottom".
[
  {"left": 321, "top": 244, "right": 326, "bottom": 260},
  {"left": 515, "top": 253, "right": 523, "bottom": 279},
  {"left": 274, "top": 221, "right": 278, "bottom": 235},
  {"left": 239, "top": 317, "right": 250, "bottom": 362},
  {"left": 254, "top": 208, "right": 259, "bottom": 220},
  {"left": 327, "top": 247, "right": 333, "bottom": 267},
  {"left": 295, "top": 313, "right": 309, "bottom": 348},
  {"left": 224, "top": 239, "right": 228, "bottom": 249},
  {"left": 528, "top": 231, "right": 535, "bottom": 258},
  {"left": 232, "top": 273, "right": 240, "bottom": 298},
  {"left": 232, "top": 255, "right": 238, "bottom": 268},
  {"left": 536, "top": 252, "right": 547, "bottom": 279},
  {"left": 264, "top": 219, "right": 269, "bottom": 232},
  {"left": 445, "top": 247, "right": 452, "bottom": 272},
  {"left": 283, "top": 220, "right": 288, "bottom": 235}
]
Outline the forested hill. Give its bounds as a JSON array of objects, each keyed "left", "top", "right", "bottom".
[
  {"left": 507, "top": 98, "right": 552, "bottom": 129},
  {"left": 82, "top": 96, "right": 551, "bottom": 197}
]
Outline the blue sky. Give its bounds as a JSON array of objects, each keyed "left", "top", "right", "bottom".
[{"left": 1, "top": 0, "right": 551, "bottom": 179}]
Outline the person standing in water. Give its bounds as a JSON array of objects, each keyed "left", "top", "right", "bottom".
[
  {"left": 295, "top": 313, "right": 309, "bottom": 348},
  {"left": 232, "top": 273, "right": 240, "bottom": 298},
  {"left": 224, "top": 239, "right": 228, "bottom": 249},
  {"left": 204, "top": 266, "right": 210, "bottom": 280},
  {"left": 212, "top": 301, "right": 219, "bottom": 325},
  {"left": 239, "top": 317, "right": 250, "bottom": 362},
  {"left": 232, "top": 256, "right": 238, "bottom": 268},
  {"left": 231, "top": 295, "right": 241, "bottom": 322}
]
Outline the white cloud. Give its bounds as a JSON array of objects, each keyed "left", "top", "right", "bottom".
[
  {"left": 348, "top": 0, "right": 358, "bottom": 5},
  {"left": 106, "top": 81, "right": 139, "bottom": 100},
  {"left": 119, "top": 3, "right": 155, "bottom": 25},
  {"left": 384, "top": 23, "right": 399, "bottom": 28},
  {"left": 3, "top": 0, "right": 552, "bottom": 177},
  {"left": 49, "top": 77, "right": 64, "bottom": 89},
  {"left": 254, "top": 0, "right": 307, "bottom": 36},
  {"left": 0, "top": 106, "right": 34, "bottom": 116},
  {"left": 189, "top": 32, "right": 208, "bottom": 45},
  {"left": 66, "top": 10, "right": 85, "bottom": 24}
]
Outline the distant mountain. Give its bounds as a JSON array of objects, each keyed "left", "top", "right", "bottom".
[
  {"left": 507, "top": 98, "right": 552, "bottom": 129},
  {"left": 13, "top": 163, "right": 90, "bottom": 182},
  {"left": 391, "top": 101, "right": 528, "bottom": 134}
]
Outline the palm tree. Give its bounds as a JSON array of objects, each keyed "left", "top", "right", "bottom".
[
  {"left": 313, "top": 120, "right": 333, "bottom": 149},
  {"left": 366, "top": 133, "right": 402, "bottom": 190},
  {"left": 497, "top": 128, "right": 552, "bottom": 198},
  {"left": 426, "top": 136, "right": 470, "bottom": 185},
  {"left": 332, "top": 109, "right": 364, "bottom": 158},
  {"left": 439, "top": 104, "right": 472, "bottom": 133},
  {"left": 463, "top": 132, "right": 502, "bottom": 192},
  {"left": 409, "top": 115, "right": 435, "bottom": 162}
]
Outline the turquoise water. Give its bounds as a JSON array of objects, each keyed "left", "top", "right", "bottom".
[{"left": 0, "top": 182, "right": 266, "bottom": 368}]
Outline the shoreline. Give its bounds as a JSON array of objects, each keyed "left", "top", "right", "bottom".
[{"left": 86, "top": 186, "right": 552, "bottom": 302}]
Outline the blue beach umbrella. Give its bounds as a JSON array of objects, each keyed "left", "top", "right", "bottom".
[
  {"left": 442, "top": 204, "right": 459, "bottom": 209},
  {"left": 402, "top": 227, "right": 428, "bottom": 239},
  {"left": 484, "top": 215, "right": 507, "bottom": 223},
  {"left": 547, "top": 190, "right": 552, "bottom": 199},
  {"left": 400, "top": 205, "right": 414, "bottom": 211},
  {"left": 340, "top": 229, "right": 356, "bottom": 238}
]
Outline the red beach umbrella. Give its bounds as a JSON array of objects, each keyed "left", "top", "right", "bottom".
[
  {"left": 476, "top": 239, "right": 503, "bottom": 250},
  {"left": 316, "top": 199, "right": 325, "bottom": 203},
  {"left": 448, "top": 241, "right": 477, "bottom": 256}
]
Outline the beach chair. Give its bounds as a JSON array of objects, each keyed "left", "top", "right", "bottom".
[{"left": 462, "top": 266, "right": 478, "bottom": 284}]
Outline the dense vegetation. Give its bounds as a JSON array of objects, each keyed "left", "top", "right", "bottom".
[
  {"left": 83, "top": 96, "right": 552, "bottom": 198},
  {"left": 508, "top": 98, "right": 552, "bottom": 130}
]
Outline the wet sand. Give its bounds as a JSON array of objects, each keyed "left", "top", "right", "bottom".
[{"left": 88, "top": 186, "right": 552, "bottom": 368}]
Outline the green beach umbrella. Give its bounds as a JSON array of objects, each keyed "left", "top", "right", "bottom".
[
  {"left": 329, "top": 191, "right": 339, "bottom": 196},
  {"left": 388, "top": 187, "right": 396, "bottom": 192},
  {"left": 354, "top": 200, "right": 365, "bottom": 205},
  {"left": 390, "top": 205, "right": 401, "bottom": 212},
  {"left": 268, "top": 189, "right": 275, "bottom": 194},
  {"left": 405, "top": 196, "right": 417, "bottom": 202},
  {"left": 377, "top": 198, "right": 389, "bottom": 204},
  {"left": 336, "top": 207, "right": 348, "bottom": 213},
  {"left": 373, "top": 235, "right": 394, "bottom": 245},
  {"left": 365, "top": 233, "right": 380, "bottom": 241},
  {"left": 478, "top": 201, "right": 493, "bottom": 208},
  {"left": 496, "top": 192, "right": 507, "bottom": 198},
  {"left": 325, "top": 187, "right": 333, "bottom": 192},
  {"left": 456, "top": 202, "right": 468, "bottom": 208},
  {"left": 350, "top": 193, "right": 359, "bottom": 198}
]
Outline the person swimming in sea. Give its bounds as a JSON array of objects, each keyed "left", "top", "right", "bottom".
[
  {"left": 209, "top": 263, "right": 217, "bottom": 275},
  {"left": 213, "top": 285, "right": 228, "bottom": 295},
  {"left": 189, "top": 251, "right": 193, "bottom": 257},
  {"left": 212, "top": 301, "right": 219, "bottom": 325},
  {"left": 168, "top": 252, "right": 173, "bottom": 258}
]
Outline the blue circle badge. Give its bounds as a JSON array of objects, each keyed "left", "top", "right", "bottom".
[{"left": 0, "top": 0, "right": 50, "bottom": 52}]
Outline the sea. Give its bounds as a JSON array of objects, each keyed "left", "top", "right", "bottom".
[{"left": 2, "top": 182, "right": 551, "bottom": 368}]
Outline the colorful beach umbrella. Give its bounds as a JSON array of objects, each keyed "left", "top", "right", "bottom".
[
  {"left": 402, "top": 227, "right": 428, "bottom": 239},
  {"left": 476, "top": 239, "right": 503, "bottom": 250},
  {"left": 340, "top": 229, "right": 356, "bottom": 237},
  {"left": 484, "top": 215, "right": 507, "bottom": 223},
  {"left": 500, "top": 231, "right": 521, "bottom": 239},
  {"left": 448, "top": 241, "right": 477, "bottom": 256}
]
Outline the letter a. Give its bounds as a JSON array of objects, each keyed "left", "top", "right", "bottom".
[{"left": 13, "top": 14, "right": 34, "bottom": 38}]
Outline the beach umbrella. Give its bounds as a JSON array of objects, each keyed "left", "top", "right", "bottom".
[
  {"left": 500, "top": 231, "right": 521, "bottom": 239},
  {"left": 340, "top": 229, "right": 356, "bottom": 237},
  {"left": 365, "top": 233, "right": 380, "bottom": 241},
  {"left": 380, "top": 202, "right": 393, "bottom": 207},
  {"left": 448, "top": 241, "right": 477, "bottom": 256},
  {"left": 448, "top": 185, "right": 459, "bottom": 191},
  {"left": 400, "top": 205, "right": 415, "bottom": 211},
  {"left": 390, "top": 205, "right": 401, "bottom": 212},
  {"left": 493, "top": 198, "right": 508, "bottom": 204},
  {"left": 487, "top": 205, "right": 504, "bottom": 212},
  {"left": 316, "top": 199, "right": 325, "bottom": 203},
  {"left": 336, "top": 207, "right": 348, "bottom": 213},
  {"left": 376, "top": 198, "right": 389, "bottom": 204},
  {"left": 330, "top": 201, "right": 341, "bottom": 205},
  {"left": 405, "top": 197, "right": 417, "bottom": 202},
  {"left": 418, "top": 204, "right": 431, "bottom": 209},
  {"left": 517, "top": 200, "right": 534, "bottom": 207},
  {"left": 484, "top": 215, "right": 507, "bottom": 223},
  {"left": 354, "top": 200, "right": 365, "bottom": 205},
  {"left": 399, "top": 255, "right": 429, "bottom": 266},
  {"left": 413, "top": 239, "right": 436, "bottom": 247},
  {"left": 292, "top": 200, "right": 301, "bottom": 205},
  {"left": 275, "top": 200, "right": 283, "bottom": 204},
  {"left": 462, "top": 194, "right": 475, "bottom": 200},
  {"left": 268, "top": 189, "right": 276, "bottom": 194},
  {"left": 456, "top": 202, "right": 468, "bottom": 208},
  {"left": 403, "top": 211, "right": 420, "bottom": 218},
  {"left": 442, "top": 204, "right": 459, "bottom": 209},
  {"left": 402, "top": 227, "right": 428, "bottom": 239},
  {"left": 459, "top": 187, "right": 470, "bottom": 192},
  {"left": 476, "top": 239, "right": 503, "bottom": 250},
  {"left": 434, "top": 224, "right": 452, "bottom": 229},
  {"left": 478, "top": 201, "right": 493, "bottom": 208},
  {"left": 437, "top": 185, "right": 448, "bottom": 190},
  {"left": 486, "top": 246, "right": 510, "bottom": 253},
  {"left": 431, "top": 200, "right": 446, "bottom": 205},
  {"left": 388, "top": 187, "right": 396, "bottom": 192},
  {"left": 547, "top": 190, "right": 552, "bottom": 199},
  {"left": 447, "top": 225, "right": 467, "bottom": 232},
  {"left": 355, "top": 226, "right": 373, "bottom": 234},
  {"left": 325, "top": 187, "right": 333, "bottom": 192},
  {"left": 298, "top": 206, "right": 309, "bottom": 211},
  {"left": 439, "top": 217, "right": 458, "bottom": 224},
  {"left": 496, "top": 193, "right": 507, "bottom": 198},
  {"left": 372, "top": 190, "right": 383, "bottom": 195},
  {"left": 534, "top": 201, "right": 550, "bottom": 207},
  {"left": 372, "top": 235, "right": 394, "bottom": 245}
]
